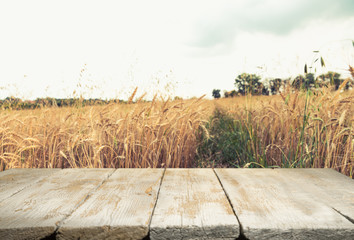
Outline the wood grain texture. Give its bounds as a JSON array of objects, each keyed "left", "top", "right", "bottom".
[
  {"left": 215, "top": 168, "right": 354, "bottom": 240},
  {"left": 150, "top": 169, "right": 239, "bottom": 240},
  {"left": 57, "top": 168, "right": 164, "bottom": 240},
  {"left": 274, "top": 168, "right": 354, "bottom": 221},
  {"left": 0, "top": 168, "right": 114, "bottom": 240},
  {"left": 0, "top": 168, "right": 60, "bottom": 202}
]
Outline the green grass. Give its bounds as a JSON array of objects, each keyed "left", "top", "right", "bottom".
[{"left": 196, "top": 108, "right": 266, "bottom": 168}]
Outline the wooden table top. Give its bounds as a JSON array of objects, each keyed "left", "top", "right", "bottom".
[{"left": 0, "top": 168, "right": 353, "bottom": 240}]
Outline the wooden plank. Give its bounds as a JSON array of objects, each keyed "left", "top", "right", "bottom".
[
  {"left": 0, "top": 168, "right": 114, "bottom": 240},
  {"left": 150, "top": 169, "right": 239, "bottom": 240},
  {"left": 0, "top": 168, "right": 61, "bottom": 202},
  {"left": 215, "top": 169, "right": 354, "bottom": 240},
  {"left": 274, "top": 168, "right": 354, "bottom": 221},
  {"left": 57, "top": 168, "right": 164, "bottom": 240}
]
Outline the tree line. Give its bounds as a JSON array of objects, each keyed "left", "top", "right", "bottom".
[
  {"left": 0, "top": 97, "right": 124, "bottom": 110},
  {"left": 212, "top": 71, "right": 353, "bottom": 99}
]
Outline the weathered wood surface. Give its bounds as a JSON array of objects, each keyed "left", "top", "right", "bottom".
[
  {"left": 150, "top": 169, "right": 239, "bottom": 240},
  {"left": 215, "top": 168, "right": 354, "bottom": 240},
  {"left": 0, "top": 168, "right": 115, "bottom": 240},
  {"left": 0, "top": 168, "right": 60, "bottom": 202},
  {"left": 1, "top": 168, "right": 353, "bottom": 240},
  {"left": 58, "top": 168, "right": 164, "bottom": 240},
  {"left": 275, "top": 168, "right": 354, "bottom": 221}
]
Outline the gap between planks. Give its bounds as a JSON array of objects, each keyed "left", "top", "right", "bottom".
[
  {"left": 214, "top": 168, "right": 354, "bottom": 240},
  {"left": 55, "top": 168, "right": 165, "bottom": 240},
  {"left": 149, "top": 169, "right": 241, "bottom": 240},
  {"left": 0, "top": 169, "right": 61, "bottom": 204},
  {"left": 146, "top": 168, "right": 166, "bottom": 230},
  {"left": 213, "top": 168, "right": 248, "bottom": 240},
  {"left": 47, "top": 169, "right": 117, "bottom": 238},
  {"left": 332, "top": 207, "right": 354, "bottom": 224}
]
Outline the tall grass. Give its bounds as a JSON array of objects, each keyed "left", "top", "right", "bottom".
[
  {"left": 198, "top": 85, "right": 353, "bottom": 178},
  {"left": 196, "top": 108, "right": 264, "bottom": 168},
  {"left": 0, "top": 95, "right": 210, "bottom": 170},
  {"left": 1, "top": 81, "right": 353, "bottom": 178}
]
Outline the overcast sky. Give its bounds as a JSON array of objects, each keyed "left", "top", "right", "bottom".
[{"left": 0, "top": 0, "right": 353, "bottom": 100}]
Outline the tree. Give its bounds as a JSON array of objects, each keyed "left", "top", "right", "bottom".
[
  {"left": 292, "top": 74, "right": 315, "bottom": 90},
  {"left": 305, "top": 73, "right": 316, "bottom": 89},
  {"left": 269, "top": 78, "right": 282, "bottom": 95},
  {"left": 318, "top": 71, "right": 342, "bottom": 90},
  {"left": 292, "top": 75, "right": 304, "bottom": 90},
  {"left": 261, "top": 83, "right": 270, "bottom": 95},
  {"left": 224, "top": 90, "right": 237, "bottom": 98},
  {"left": 234, "top": 73, "right": 262, "bottom": 95},
  {"left": 212, "top": 89, "right": 221, "bottom": 99}
]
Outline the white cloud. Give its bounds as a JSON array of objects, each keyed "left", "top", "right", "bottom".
[{"left": 0, "top": 0, "right": 353, "bottom": 99}]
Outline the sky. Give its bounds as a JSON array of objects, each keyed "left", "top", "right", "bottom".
[{"left": 0, "top": 0, "right": 353, "bottom": 100}]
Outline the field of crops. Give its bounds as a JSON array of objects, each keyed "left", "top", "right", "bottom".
[
  {"left": 0, "top": 87, "right": 353, "bottom": 178},
  {"left": 199, "top": 87, "right": 353, "bottom": 179}
]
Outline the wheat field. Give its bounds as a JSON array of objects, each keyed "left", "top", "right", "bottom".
[
  {"left": 214, "top": 86, "right": 353, "bottom": 177},
  {"left": 0, "top": 95, "right": 211, "bottom": 170},
  {"left": 0, "top": 87, "right": 353, "bottom": 177}
]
